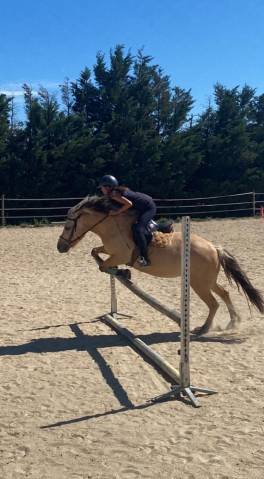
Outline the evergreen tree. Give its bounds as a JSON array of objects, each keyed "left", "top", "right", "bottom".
[
  {"left": 0, "top": 94, "right": 11, "bottom": 193},
  {"left": 1, "top": 47, "right": 264, "bottom": 202},
  {"left": 192, "top": 84, "right": 257, "bottom": 194}
]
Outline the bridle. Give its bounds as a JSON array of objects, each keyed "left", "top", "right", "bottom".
[{"left": 59, "top": 210, "right": 109, "bottom": 247}]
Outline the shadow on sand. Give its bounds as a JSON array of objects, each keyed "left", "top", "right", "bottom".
[{"left": 1, "top": 318, "right": 245, "bottom": 427}]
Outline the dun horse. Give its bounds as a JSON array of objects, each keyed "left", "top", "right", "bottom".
[{"left": 57, "top": 196, "right": 264, "bottom": 335}]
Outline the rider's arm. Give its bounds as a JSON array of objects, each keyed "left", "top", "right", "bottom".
[{"left": 109, "top": 192, "right": 132, "bottom": 215}]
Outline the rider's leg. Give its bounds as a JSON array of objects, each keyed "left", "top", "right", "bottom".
[
  {"left": 133, "top": 207, "right": 157, "bottom": 265},
  {"left": 133, "top": 223, "right": 149, "bottom": 260}
]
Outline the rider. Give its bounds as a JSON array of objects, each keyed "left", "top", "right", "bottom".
[{"left": 98, "top": 175, "right": 157, "bottom": 266}]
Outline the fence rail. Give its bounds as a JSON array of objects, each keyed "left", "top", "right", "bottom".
[{"left": 1, "top": 192, "right": 264, "bottom": 226}]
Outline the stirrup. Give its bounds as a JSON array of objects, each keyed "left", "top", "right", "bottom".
[{"left": 137, "top": 256, "right": 150, "bottom": 267}]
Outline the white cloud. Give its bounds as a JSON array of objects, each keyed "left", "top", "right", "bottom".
[
  {"left": 0, "top": 80, "right": 61, "bottom": 97},
  {"left": 0, "top": 90, "right": 25, "bottom": 97}
]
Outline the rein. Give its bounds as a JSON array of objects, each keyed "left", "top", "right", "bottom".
[{"left": 59, "top": 212, "right": 109, "bottom": 246}]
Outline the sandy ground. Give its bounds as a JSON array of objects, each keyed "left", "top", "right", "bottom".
[{"left": 0, "top": 218, "right": 264, "bottom": 479}]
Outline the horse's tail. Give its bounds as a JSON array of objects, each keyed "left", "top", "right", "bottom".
[{"left": 217, "top": 247, "right": 264, "bottom": 314}]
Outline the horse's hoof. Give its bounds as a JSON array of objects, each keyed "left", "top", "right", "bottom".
[
  {"left": 124, "top": 269, "right": 132, "bottom": 280},
  {"left": 99, "top": 265, "right": 119, "bottom": 275},
  {"left": 191, "top": 325, "right": 209, "bottom": 336},
  {"left": 116, "top": 269, "right": 131, "bottom": 280}
]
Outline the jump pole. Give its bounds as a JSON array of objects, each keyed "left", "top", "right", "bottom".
[
  {"left": 94, "top": 257, "right": 181, "bottom": 326},
  {"left": 95, "top": 216, "right": 216, "bottom": 407},
  {"left": 105, "top": 275, "right": 180, "bottom": 383}
]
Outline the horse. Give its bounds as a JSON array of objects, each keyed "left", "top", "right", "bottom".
[{"left": 57, "top": 195, "right": 264, "bottom": 335}]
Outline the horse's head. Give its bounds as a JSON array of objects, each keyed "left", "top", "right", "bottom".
[{"left": 57, "top": 195, "right": 116, "bottom": 253}]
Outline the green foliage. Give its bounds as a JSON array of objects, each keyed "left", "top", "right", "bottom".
[{"left": 1, "top": 47, "right": 264, "bottom": 199}]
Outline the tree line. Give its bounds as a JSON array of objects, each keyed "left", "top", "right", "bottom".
[{"left": 1, "top": 45, "right": 264, "bottom": 199}]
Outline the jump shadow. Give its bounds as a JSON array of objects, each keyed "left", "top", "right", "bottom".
[
  {"left": 1, "top": 324, "right": 134, "bottom": 409},
  {"left": 18, "top": 313, "right": 133, "bottom": 333},
  {"left": 1, "top": 320, "right": 244, "bottom": 427},
  {"left": 0, "top": 327, "right": 243, "bottom": 359},
  {"left": 70, "top": 323, "right": 133, "bottom": 408},
  {"left": 0, "top": 330, "right": 181, "bottom": 357},
  {"left": 41, "top": 400, "right": 160, "bottom": 429}
]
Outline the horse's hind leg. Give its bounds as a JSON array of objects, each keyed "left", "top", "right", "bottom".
[
  {"left": 191, "top": 282, "right": 219, "bottom": 336},
  {"left": 212, "top": 283, "right": 241, "bottom": 330}
]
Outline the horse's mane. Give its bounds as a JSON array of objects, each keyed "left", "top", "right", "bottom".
[
  {"left": 70, "top": 195, "right": 132, "bottom": 215},
  {"left": 84, "top": 195, "right": 120, "bottom": 212}
]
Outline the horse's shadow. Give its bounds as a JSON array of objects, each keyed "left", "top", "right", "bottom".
[{"left": 1, "top": 318, "right": 245, "bottom": 427}]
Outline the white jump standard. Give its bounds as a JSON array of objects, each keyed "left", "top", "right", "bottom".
[
  {"left": 94, "top": 216, "right": 217, "bottom": 407},
  {"left": 151, "top": 216, "right": 216, "bottom": 406}
]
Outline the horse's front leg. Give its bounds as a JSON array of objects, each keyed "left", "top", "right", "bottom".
[
  {"left": 91, "top": 247, "right": 118, "bottom": 270},
  {"left": 92, "top": 251, "right": 131, "bottom": 278},
  {"left": 99, "top": 254, "right": 121, "bottom": 272},
  {"left": 96, "top": 254, "right": 131, "bottom": 279},
  {"left": 91, "top": 245, "right": 107, "bottom": 257}
]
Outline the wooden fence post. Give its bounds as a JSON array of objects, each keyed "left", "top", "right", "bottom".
[
  {"left": 1, "top": 194, "right": 5, "bottom": 226},
  {"left": 252, "top": 191, "right": 256, "bottom": 217}
]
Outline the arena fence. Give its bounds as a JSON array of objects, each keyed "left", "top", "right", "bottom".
[{"left": 1, "top": 191, "right": 264, "bottom": 226}]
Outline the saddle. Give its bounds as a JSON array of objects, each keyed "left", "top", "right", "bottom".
[{"left": 143, "top": 219, "right": 174, "bottom": 245}]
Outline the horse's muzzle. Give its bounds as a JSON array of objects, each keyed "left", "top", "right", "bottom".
[{"left": 57, "top": 237, "right": 70, "bottom": 253}]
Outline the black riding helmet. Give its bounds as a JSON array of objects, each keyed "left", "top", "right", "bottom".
[{"left": 98, "top": 175, "right": 119, "bottom": 188}]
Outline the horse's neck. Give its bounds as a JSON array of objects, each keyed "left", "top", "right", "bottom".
[{"left": 93, "top": 212, "right": 136, "bottom": 244}]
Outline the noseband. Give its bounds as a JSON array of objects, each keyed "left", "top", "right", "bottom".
[{"left": 59, "top": 211, "right": 108, "bottom": 247}]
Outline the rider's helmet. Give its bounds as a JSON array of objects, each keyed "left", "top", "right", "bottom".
[{"left": 99, "top": 175, "right": 119, "bottom": 188}]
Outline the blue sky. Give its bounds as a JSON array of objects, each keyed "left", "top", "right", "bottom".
[{"left": 1, "top": 0, "right": 264, "bottom": 120}]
